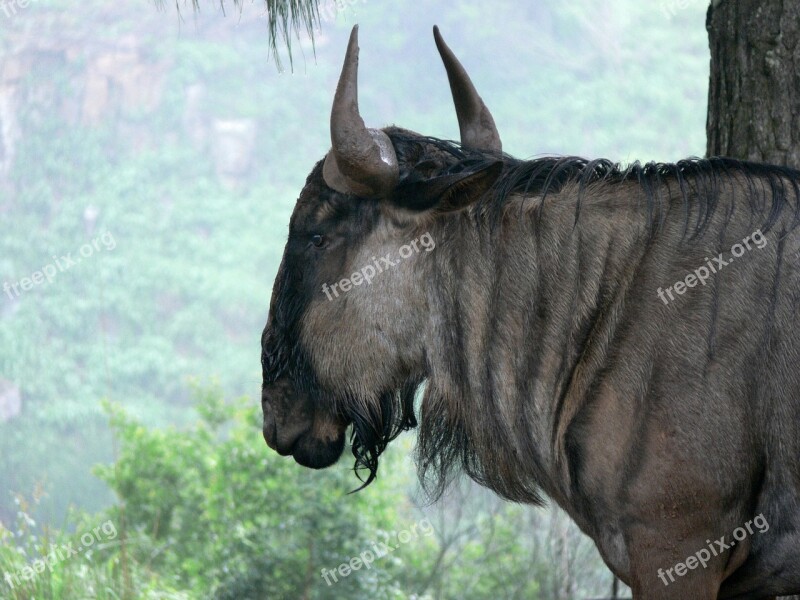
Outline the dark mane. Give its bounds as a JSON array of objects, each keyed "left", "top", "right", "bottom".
[
  {"left": 387, "top": 130, "right": 800, "bottom": 238},
  {"left": 385, "top": 129, "right": 800, "bottom": 502}
]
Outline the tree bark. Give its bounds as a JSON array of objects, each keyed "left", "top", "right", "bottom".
[
  {"left": 706, "top": 0, "right": 800, "bottom": 169},
  {"left": 708, "top": 4, "right": 800, "bottom": 599}
]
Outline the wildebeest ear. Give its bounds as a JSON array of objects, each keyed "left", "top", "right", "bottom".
[{"left": 392, "top": 161, "right": 504, "bottom": 213}]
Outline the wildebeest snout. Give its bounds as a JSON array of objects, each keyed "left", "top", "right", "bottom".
[
  {"left": 262, "top": 377, "right": 348, "bottom": 469},
  {"left": 261, "top": 378, "right": 314, "bottom": 455}
]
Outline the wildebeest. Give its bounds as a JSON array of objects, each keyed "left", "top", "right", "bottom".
[{"left": 260, "top": 25, "right": 800, "bottom": 598}]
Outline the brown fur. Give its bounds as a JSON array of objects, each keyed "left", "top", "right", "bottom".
[
  {"left": 259, "top": 29, "right": 800, "bottom": 598},
  {"left": 261, "top": 124, "right": 800, "bottom": 599}
]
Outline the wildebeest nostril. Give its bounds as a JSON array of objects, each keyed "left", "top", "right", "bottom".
[{"left": 261, "top": 378, "right": 315, "bottom": 456}]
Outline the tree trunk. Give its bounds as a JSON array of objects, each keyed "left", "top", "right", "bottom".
[
  {"left": 706, "top": 0, "right": 800, "bottom": 169},
  {"left": 708, "top": 3, "right": 800, "bottom": 599}
]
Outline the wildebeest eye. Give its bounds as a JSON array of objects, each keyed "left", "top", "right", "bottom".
[{"left": 311, "top": 234, "right": 325, "bottom": 248}]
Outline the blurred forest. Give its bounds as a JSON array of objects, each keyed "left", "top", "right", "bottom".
[{"left": 0, "top": 0, "right": 709, "bottom": 597}]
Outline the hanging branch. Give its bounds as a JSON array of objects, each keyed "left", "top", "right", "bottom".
[{"left": 155, "top": 0, "right": 323, "bottom": 70}]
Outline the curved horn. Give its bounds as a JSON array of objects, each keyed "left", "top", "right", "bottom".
[
  {"left": 433, "top": 25, "right": 502, "bottom": 152},
  {"left": 323, "top": 25, "right": 399, "bottom": 197}
]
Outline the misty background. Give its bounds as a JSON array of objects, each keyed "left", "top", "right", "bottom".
[{"left": 0, "top": 0, "right": 708, "bottom": 597}]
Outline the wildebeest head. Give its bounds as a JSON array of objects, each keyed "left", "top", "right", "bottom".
[{"left": 261, "top": 25, "right": 504, "bottom": 485}]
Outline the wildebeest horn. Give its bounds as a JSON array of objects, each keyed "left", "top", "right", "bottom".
[
  {"left": 323, "top": 25, "right": 399, "bottom": 198},
  {"left": 433, "top": 25, "right": 502, "bottom": 153}
]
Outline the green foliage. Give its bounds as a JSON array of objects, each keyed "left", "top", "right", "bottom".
[
  {"left": 0, "top": 489, "right": 188, "bottom": 600},
  {"left": 92, "top": 386, "right": 437, "bottom": 599},
  {"left": 2, "top": 386, "right": 606, "bottom": 598},
  {"left": 1, "top": 378, "right": 621, "bottom": 599}
]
